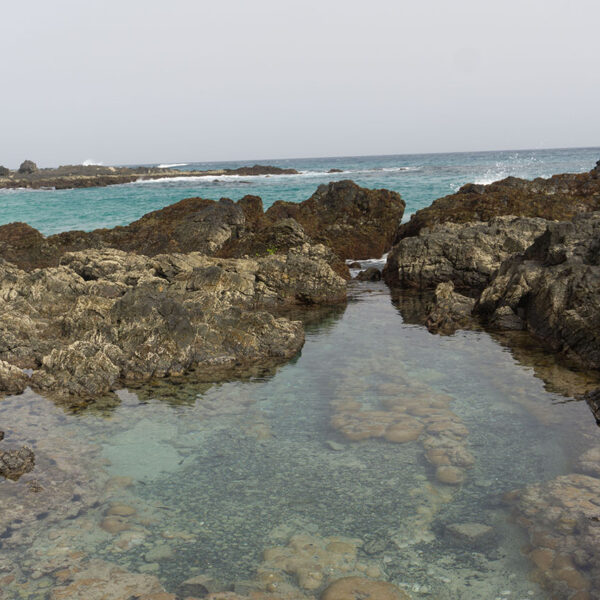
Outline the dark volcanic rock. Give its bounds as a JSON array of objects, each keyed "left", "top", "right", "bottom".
[
  {"left": 0, "top": 166, "right": 10, "bottom": 176},
  {"left": 328, "top": 168, "right": 343, "bottom": 173},
  {"left": 218, "top": 218, "right": 350, "bottom": 279},
  {"left": 265, "top": 180, "right": 405, "bottom": 260},
  {"left": 355, "top": 267, "right": 382, "bottom": 281},
  {"left": 477, "top": 212, "right": 600, "bottom": 369},
  {"left": 384, "top": 216, "right": 548, "bottom": 290},
  {"left": 18, "top": 160, "right": 38, "bottom": 174},
  {"left": 583, "top": 388, "right": 600, "bottom": 424},
  {"left": 396, "top": 162, "right": 600, "bottom": 240},
  {"left": 227, "top": 164, "right": 298, "bottom": 176},
  {"left": 0, "top": 247, "right": 346, "bottom": 400},
  {"left": 0, "top": 446, "right": 35, "bottom": 480},
  {"left": 0, "top": 222, "right": 60, "bottom": 270}
]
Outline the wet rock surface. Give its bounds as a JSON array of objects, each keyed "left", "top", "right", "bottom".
[
  {"left": 396, "top": 162, "right": 600, "bottom": 240},
  {"left": 477, "top": 212, "right": 600, "bottom": 370},
  {"left": 0, "top": 247, "right": 345, "bottom": 400},
  {"left": 384, "top": 216, "right": 548, "bottom": 290},
  {"left": 0, "top": 445, "right": 35, "bottom": 480},
  {"left": 424, "top": 282, "right": 477, "bottom": 335}
]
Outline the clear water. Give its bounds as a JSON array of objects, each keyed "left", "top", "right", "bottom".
[
  {"left": 1, "top": 147, "right": 598, "bottom": 235},
  {"left": 1, "top": 148, "right": 600, "bottom": 599},
  {"left": 1, "top": 281, "right": 599, "bottom": 599}
]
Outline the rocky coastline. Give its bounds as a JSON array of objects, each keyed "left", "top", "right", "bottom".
[
  {"left": 0, "top": 161, "right": 300, "bottom": 190},
  {"left": 1, "top": 163, "right": 600, "bottom": 600}
]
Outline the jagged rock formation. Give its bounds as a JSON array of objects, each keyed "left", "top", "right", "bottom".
[
  {"left": 424, "top": 282, "right": 477, "bottom": 335},
  {"left": 396, "top": 161, "right": 600, "bottom": 240},
  {"left": 476, "top": 212, "right": 600, "bottom": 369},
  {"left": 384, "top": 216, "right": 548, "bottom": 290},
  {"left": 18, "top": 160, "right": 38, "bottom": 174},
  {"left": 0, "top": 181, "right": 404, "bottom": 276},
  {"left": 0, "top": 246, "right": 345, "bottom": 400},
  {"left": 265, "top": 180, "right": 405, "bottom": 259}
]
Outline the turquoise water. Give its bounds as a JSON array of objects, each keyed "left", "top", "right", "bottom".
[{"left": 1, "top": 147, "right": 598, "bottom": 235}]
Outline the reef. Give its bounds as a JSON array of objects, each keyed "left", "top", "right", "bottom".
[
  {"left": 0, "top": 246, "right": 345, "bottom": 401},
  {"left": 396, "top": 159, "right": 600, "bottom": 240},
  {"left": 0, "top": 163, "right": 299, "bottom": 190},
  {"left": 0, "top": 181, "right": 404, "bottom": 275}
]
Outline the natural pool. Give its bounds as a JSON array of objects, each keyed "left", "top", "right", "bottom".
[{"left": 1, "top": 278, "right": 599, "bottom": 600}]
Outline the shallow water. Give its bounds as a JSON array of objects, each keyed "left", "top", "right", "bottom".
[{"left": 1, "top": 279, "right": 599, "bottom": 599}]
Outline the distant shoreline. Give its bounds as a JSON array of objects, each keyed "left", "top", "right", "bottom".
[{"left": 0, "top": 163, "right": 299, "bottom": 191}]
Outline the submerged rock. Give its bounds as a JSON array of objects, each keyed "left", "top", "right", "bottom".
[
  {"left": 477, "top": 212, "right": 600, "bottom": 370},
  {"left": 508, "top": 473, "right": 600, "bottom": 599},
  {"left": 0, "top": 446, "right": 35, "bottom": 480},
  {"left": 396, "top": 161, "right": 600, "bottom": 240},
  {"left": 321, "top": 576, "right": 411, "bottom": 600},
  {"left": 355, "top": 267, "right": 382, "bottom": 281},
  {"left": 384, "top": 216, "right": 548, "bottom": 290}
]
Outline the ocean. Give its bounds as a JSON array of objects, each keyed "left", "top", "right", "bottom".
[{"left": 1, "top": 146, "right": 598, "bottom": 235}]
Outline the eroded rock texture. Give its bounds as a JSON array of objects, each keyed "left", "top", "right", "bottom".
[{"left": 397, "top": 161, "right": 600, "bottom": 240}]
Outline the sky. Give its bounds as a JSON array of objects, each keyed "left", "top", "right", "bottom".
[{"left": 2, "top": 0, "right": 599, "bottom": 167}]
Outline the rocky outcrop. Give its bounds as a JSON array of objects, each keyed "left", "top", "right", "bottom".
[
  {"left": 476, "top": 212, "right": 600, "bottom": 369},
  {"left": 0, "top": 445, "right": 35, "bottom": 480},
  {"left": 424, "top": 282, "right": 477, "bottom": 335},
  {"left": 265, "top": 180, "right": 405, "bottom": 259},
  {"left": 396, "top": 161, "right": 600, "bottom": 240},
  {"left": 1, "top": 182, "right": 402, "bottom": 274},
  {"left": 0, "top": 247, "right": 345, "bottom": 400},
  {"left": 0, "top": 163, "right": 298, "bottom": 190},
  {"left": 18, "top": 160, "right": 38, "bottom": 174},
  {"left": 217, "top": 218, "right": 350, "bottom": 278},
  {"left": 0, "top": 165, "right": 10, "bottom": 176},
  {"left": 384, "top": 216, "right": 548, "bottom": 290}
]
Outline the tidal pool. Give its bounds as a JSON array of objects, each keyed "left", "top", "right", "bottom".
[{"left": 1, "top": 280, "right": 599, "bottom": 600}]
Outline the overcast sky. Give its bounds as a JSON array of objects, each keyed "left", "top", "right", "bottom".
[{"left": 2, "top": 0, "right": 599, "bottom": 167}]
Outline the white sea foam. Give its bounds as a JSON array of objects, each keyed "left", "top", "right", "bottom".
[
  {"left": 157, "top": 163, "right": 188, "bottom": 169},
  {"left": 82, "top": 159, "right": 103, "bottom": 166}
]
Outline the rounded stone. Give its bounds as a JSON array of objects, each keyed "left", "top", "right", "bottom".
[
  {"left": 320, "top": 576, "right": 411, "bottom": 600},
  {"left": 435, "top": 466, "right": 465, "bottom": 485}
]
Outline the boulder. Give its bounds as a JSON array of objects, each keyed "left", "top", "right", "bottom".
[
  {"left": 0, "top": 166, "right": 10, "bottom": 176},
  {"left": 0, "top": 446, "right": 35, "bottom": 480},
  {"left": 396, "top": 161, "right": 600, "bottom": 240},
  {"left": 320, "top": 576, "right": 411, "bottom": 600},
  {"left": 476, "top": 212, "right": 600, "bottom": 370},
  {"left": 0, "top": 222, "right": 61, "bottom": 270},
  {"left": 424, "top": 282, "right": 477, "bottom": 335},
  {"left": 217, "top": 218, "right": 350, "bottom": 279},
  {"left": 18, "top": 160, "right": 38, "bottom": 174},
  {"left": 265, "top": 180, "right": 406, "bottom": 259},
  {"left": 384, "top": 216, "right": 548, "bottom": 290},
  {"left": 355, "top": 267, "right": 382, "bottom": 281}
]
